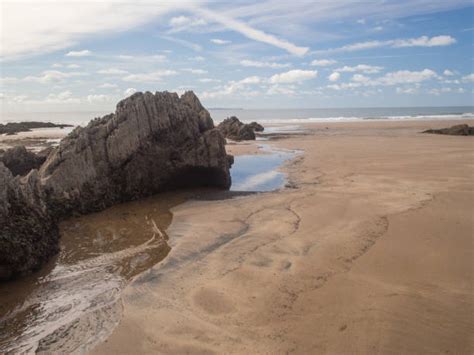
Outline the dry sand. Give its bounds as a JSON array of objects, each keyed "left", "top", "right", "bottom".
[{"left": 93, "top": 120, "right": 473, "bottom": 354}]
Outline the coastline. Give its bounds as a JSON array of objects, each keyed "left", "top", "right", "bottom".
[{"left": 92, "top": 119, "right": 473, "bottom": 354}]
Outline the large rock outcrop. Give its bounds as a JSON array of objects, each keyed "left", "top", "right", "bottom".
[
  {"left": 217, "top": 116, "right": 264, "bottom": 141},
  {"left": 0, "top": 91, "right": 233, "bottom": 279},
  {"left": 423, "top": 124, "right": 474, "bottom": 136}
]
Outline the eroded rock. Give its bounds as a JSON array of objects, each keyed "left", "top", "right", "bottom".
[
  {"left": 217, "top": 116, "right": 264, "bottom": 141},
  {"left": 0, "top": 91, "right": 232, "bottom": 280},
  {"left": 0, "top": 163, "right": 59, "bottom": 280},
  {"left": 423, "top": 124, "right": 474, "bottom": 136}
]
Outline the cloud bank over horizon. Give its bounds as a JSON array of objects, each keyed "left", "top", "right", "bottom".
[{"left": 1, "top": 0, "right": 473, "bottom": 111}]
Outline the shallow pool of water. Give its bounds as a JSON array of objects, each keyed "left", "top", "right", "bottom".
[{"left": 230, "top": 145, "right": 297, "bottom": 192}]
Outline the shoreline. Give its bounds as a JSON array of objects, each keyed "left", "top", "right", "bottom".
[{"left": 92, "top": 119, "right": 473, "bottom": 354}]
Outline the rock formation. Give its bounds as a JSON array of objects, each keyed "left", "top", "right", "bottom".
[
  {"left": 217, "top": 116, "right": 264, "bottom": 141},
  {"left": 0, "top": 146, "right": 47, "bottom": 176},
  {"left": 0, "top": 91, "right": 233, "bottom": 280},
  {"left": 248, "top": 121, "right": 264, "bottom": 132},
  {"left": 0, "top": 163, "right": 59, "bottom": 280},
  {"left": 0, "top": 121, "right": 72, "bottom": 136},
  {"left": 423, "top": 124, "right": 474, "bottom": 136}
]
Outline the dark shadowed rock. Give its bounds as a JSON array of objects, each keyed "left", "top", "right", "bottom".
[
  {"left": 248, "top": 121, "right": 264, "bottom": 132},
  {"left": 0, "top": 163, "right": 59, "bottom": 280},
  {"left": 0, "top": 91, "right": 232, "bottom": 280},
  {"left": 423, "top": 124, "right": 474, "bottom": 136},
  {"left": 217, "top": 116, "right": 264, "bottom": 141},
  {"left": 0, "top": 146, "right": 47, "bottom": 176}
]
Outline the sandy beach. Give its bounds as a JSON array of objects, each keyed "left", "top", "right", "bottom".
[{"left": 91, "top": 119, "right": 473, "bottom": 354}]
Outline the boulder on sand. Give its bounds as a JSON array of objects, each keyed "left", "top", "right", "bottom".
[
  {"left": 423, "top": 124, "right": 474, "bottom": 136},
  {"left": 0, "top": 91, "right": 233, "bottom": 280},
  {"left": 248, "top": 121, "right": 264, "bottom": 132},
  {"left": 217, "top": 116, "right": 264, "bottom": 141}
]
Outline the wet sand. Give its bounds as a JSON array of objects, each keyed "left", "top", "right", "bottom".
[
  {"left": 0, "top": 127, "right": 74, "bottom": 151},
  {"left": 93, "top": 120, "right": 473, "bottom": 354},
  {"left": 0, "top": 191, "right": 188, "bottom": 353}
]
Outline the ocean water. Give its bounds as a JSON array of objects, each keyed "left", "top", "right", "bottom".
[{"left": 1, "top": 106, "right": 473, "bottom": 126}]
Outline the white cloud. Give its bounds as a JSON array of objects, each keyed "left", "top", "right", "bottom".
[
  {"left": 24, "top": 70, "right": 86, "bottom": 84},
  {"left": 97, "top": 68, "right": 128, "bottom": 75},
  {"left": 392, "top": 35, "right": 456, "bottom": 47},
  {"left": 351, "top": 74, "right": 370, "bottom": 83},
  {"left": 211, "top": 38, "right": 231, "bottom": 45},
  {"left": 124, "top": 88, "right": 137, "bottom": 96},
  {"left": 123, "top": 70, "right": 177, "bottom": 83},
  {"left": 319, "top": 35, "right": 456, "bottom": 53},
  {"left": 373, "top": 26, "right": 383, "bottom": 32},
  {"left": 443, "top": 79, "right": 460, "bottom": 84},
  {"left": 240, "top": 59, "right": 291, "bottom": 68},
  {"left": 182, "top": 68, "right": 208, "bottom": 75},
  {"left": 67, "top": 64, "right": 80, "bottom": 69},
  {"left": 65, "top": 50, "right": 92, "bottom": 57},
  {"left": 117, "top": 54, "right": 167, "bottom": 62},
  {"left": 396, "top": 87, "right": 418, "bottom": 94},
  {"left": 328, "top": 72, "right": 340, "bottom": 82},
  {"left": 443, "top": 69, "right": 455, "bottom": 76},
  {"left": 326, "top": 69, "right": 438, "bottom": 91},
  {"left": 327, "top": 83, "right": 361, "bottom": 90},
  {"left": 199, "top": 78, "right": 221, "bottom": 83},
  {"left": 168, "top": 16, "right": 207, "bottom": 33},
  {"left": 99, "top": 83, "right": 118, "bottom": 89},
  {"left": 196, "top": 7, "right": 309, "bottom": 56},
  {"left": 462, "top": 73, "right": 474, "bottom": 82},
  {"left": 190, "top": 56, "right": 205, "bottom": 61},
  {"left": 201, "top": 76, "right": 261, "bottom": 99},
  {"left": 45, "top": 90, "right": 80, "bottom": 103},
  {"left": 377, "top": 69, "right": 438, "bottom": 85},
  {"left": 161, "top": 35, "right": 203, "bottom": 52},
  {"left": 311, "top": 59, "right": 337, "bottom": 66},
  {"left": 356, "top": 19, "right": 366, "bottom": 25},
  {"left": 266, "top": 84, "right": 296, "bottom": 95},
  {"left": 87, "top": 94, "right": 111, "bottom": 103},
  {"left": 1, "top": 2, "right": 187, "bottom": 59},
  {"left": 118, "top": 55, "right": 134, "bottom": 60},
  {"left": 239, "top": 76, "right": 261, "bottom": 84},
  {"left": 270, "top": 69, "right": 317, "bottom": 84},
  {"left": 336, "top": 64, "right": 383, "bottom": 74},
  {"left": 169, "top": 16, "right": 190, "bottom": 27}
]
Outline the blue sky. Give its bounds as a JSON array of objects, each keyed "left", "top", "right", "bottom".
[{"left": 1, "top": 0, "right": 473, "bottom": 112}]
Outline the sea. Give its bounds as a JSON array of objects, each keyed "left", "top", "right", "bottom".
[{"left": 1, "top": 106, "right": 473, "bottom": 126}]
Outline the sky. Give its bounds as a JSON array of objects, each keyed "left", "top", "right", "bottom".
[{"left": 0, "top": 0, "right": 473, "bottom": 113}]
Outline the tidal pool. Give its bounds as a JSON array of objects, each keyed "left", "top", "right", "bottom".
[{"left": 230, "top": 144, "right": 298, "bottom": 192}]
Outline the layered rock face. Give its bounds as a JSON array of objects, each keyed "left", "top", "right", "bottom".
[
  {"left": 217, "top": 116, "right": 264, "bottom": 141},
  {"left": 0, "top": 91, "right": 232, "bottom": 279},
  {"left": 40, "top": 91, "right": 232, "bottom": 217},
  {"left": 423, "top": 124, "right": 474, "bottom": 136}
]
